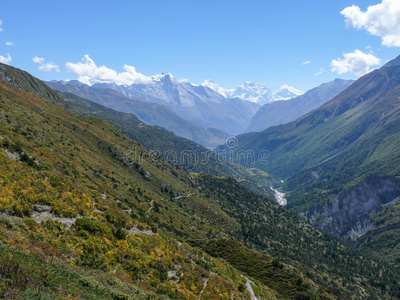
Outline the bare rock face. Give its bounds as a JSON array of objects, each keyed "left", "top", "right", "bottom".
[
  {"left": 31, "top": 205, "right": 79, "bottom": 229},
  {"left": 33, "top": 205, "right": 52, "bottom": 213},
  {"left": 300, "top": 174, "right": 400, "bottom": 241}
]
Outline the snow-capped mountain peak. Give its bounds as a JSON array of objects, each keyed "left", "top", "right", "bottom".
[
  {"left": 272, "top": 84, "right": 304, "bottom": 101},
  {"left": 151, "top": 72, "right": 176, "bottom": 83},
  {"left": 229, "top": 82, "right": 272, "bottom": 105},
  {"left": 201, "top": 79, "right": 232, "bottom": 97},
  {"left": 201, "top": 80, "right": 304, "bottom": 105}
]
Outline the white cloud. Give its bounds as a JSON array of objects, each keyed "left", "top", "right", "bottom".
[
  {"left": 331, "top": 50, "right": 381, "bottom": 77},
  {"left": 341, "top": 0, "right": 400, "bottom": 47},
  {"left": 66, "top": 55, "right": 152, "bottom": 85},
  {"left": 39, "top": 62, "right": 60, "bottom": 72},
  {"left": 0, "top": 19, "right": 3, "bottom": 32},
  {"left": 0, "top": 53, "right": 12, "bottom": 64},
  {"left": 315, "top": 68, "right": 325, "bottom": 76},
  {"left": 33, "top": 56, "right": 45, "bottom": 64},
  {"left": 5, "top": 42, "right": 13, "bottom": 46},
  {"left": 33, "top": 56, "right": 60, "bottom": 72},
  {"left": 302, "top": 60, "right": 311, "bottom": 65}
]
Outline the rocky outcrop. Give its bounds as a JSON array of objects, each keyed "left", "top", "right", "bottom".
[
  {"left": 300, "top": 174, "right": 400, "bottom": 240},
  {"left": 33, "top": 205, "right": 52, "bottom": 213}
]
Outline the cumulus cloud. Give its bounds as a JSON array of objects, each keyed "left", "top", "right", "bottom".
[
  {"left": 0, "top": 53, "right": 12, "bottom": 64},
  {"left": 331, "top": 50, "right": 381, "bottom": 77},
  {"left": 315, "top": 68, "right": 325, "bottom": 76},
  {"left": 33, "top": 56, "right": 60, "bottom": 72},
  {"left": 33, "top": 56, "right": 45, "bottom": 64},
  {"left": 66, "top": 55, "right": 153, "bottom": 85},
  {"left": 5, "top": 42, "right": 13, "bottom": 46},
  {"left": 302, "top": 60, "right": 311, "bottom": 65},
  {"left": 341, "top": 0, "right": 400, "bottom": 47},
  {"left": 39, "top": 62, "right": 60, "bottom": 72}
]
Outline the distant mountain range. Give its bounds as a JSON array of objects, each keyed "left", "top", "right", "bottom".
[
  {"left": 47, "top": 80, "right": 228, "bottom": 148},
  {"left": 247, "top": 79, "right": 354, "bottom": 132},
  {"left": 72, "top": 73, "right": 261, "bottom": 135},
  {"left": 202, "top": 80, "right": 303, "bottom": 105},
  {"left": 49, "top": 74, "right": 303, "bottom": 138}
]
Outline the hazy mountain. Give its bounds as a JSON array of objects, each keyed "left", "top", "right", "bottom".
[
  {"left": 271, "top": 84, "right": 304, "bottom": 101},
  {"left": 203, "top": 80, "right": 303, "bottom": 105},
  {"left": 90, "top": 74, "right": 260, "bottom": 135},
  {"left": 247, "top": 79, "right": 354, "bottom": 132},
  {"left": 47, "top": 80, "right": 228, "bottom": 149},
  {"left": 201, "top": 79, "right": 233, "bottom": 98},
  {"left": 227, "top": 82, "right": 274, "bottom": 104}
]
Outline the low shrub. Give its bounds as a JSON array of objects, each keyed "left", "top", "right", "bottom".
[{"left": 75, "top": 217, "right": 112, "bottom": 238}]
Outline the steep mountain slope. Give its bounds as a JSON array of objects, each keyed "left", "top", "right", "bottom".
[
  {"left": 1, "top": 65, "right": 400, "bottom": 298},
  {"left": 300, "top": 174, "right": 400, "bottom": 240},
  {"left": 46, "top": 80, "right": 228, "bottom": 149},
  {"left": 58, "top": 90, "right": 277, "bottom": 200},
  {"left": 0, "top": 82, "right": 278, "bottom": 299},
  {"left": 248, "top": 79, "right": 354, "bottom": 132},
  {"left": 355, "top": 195, "right": 400, "bottom": 267},
  {"left": 0, "top": 63, "right": 65, "bottom": 106},
  {"left": 219, "top": 55, "right": 400, "bottom": 266},
  {"left": 86, "top": 74, "right": 260, "bottom": 135}
]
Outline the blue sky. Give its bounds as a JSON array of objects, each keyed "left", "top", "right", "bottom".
[{"left": 1, "top": 0, "right": 399, "bottom": 91}]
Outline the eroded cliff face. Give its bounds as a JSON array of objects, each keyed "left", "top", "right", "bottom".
[{"left": 300, "top": 174, "right": 400, "bottom": 241}]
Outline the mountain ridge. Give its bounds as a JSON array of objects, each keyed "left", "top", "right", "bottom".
[
  {"left": 202, "top": 80, "right": 303, "bottom": 105},
  {"left": 47, "top": 79, "right": 228, "bottom": 148},
  {"left": 247, "top": 78, "right": 354, "bottom": 132},
  {"left": 84, "top": 75, "right": 260, "bottom": 135}
]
